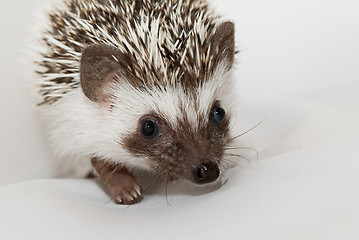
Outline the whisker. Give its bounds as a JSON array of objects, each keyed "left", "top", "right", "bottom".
[
  {"left": 220, "top": 158, "right": 240, "bottom": 167},
  {"left": 104, "top": 197, "right": 114, "bottom": 206},
  {"left": 224, "top": 146, "right": 259, "bottom": 160},
  {"left": 224, "top": 147, "right": 242, "bottom": 150},
  {"left": 230, "top": 118, "right": 266, "bottom": 141},
  {"left": 228, "top": 113, "right": 238, "bottom": 132},
  {"left": 165, "top": 178, "right": 172, "bottom": 206},
  {"left": 224, "top": 153, "right": 250, "bottom": 162},
  {"left": 141, "top": 174, "right": 161, "bottom": 195}
]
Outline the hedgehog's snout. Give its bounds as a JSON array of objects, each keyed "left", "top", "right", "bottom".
[{"left": 193, "top": 161, "right": 220, "bottom": 184}]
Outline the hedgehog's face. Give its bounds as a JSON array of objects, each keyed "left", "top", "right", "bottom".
[
  {"left": 121, "top": 101, "right": 231, "bottom": 184},
  {"left": 79, "top": 21, "right": 235, "bottom": 184},
  {"left": 96, "top": 67, "right": 235, "bottom": 184}
]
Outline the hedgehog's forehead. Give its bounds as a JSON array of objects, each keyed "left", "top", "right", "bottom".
[
  {"left": 130, "top": 83, "right": 215, "bottom": 130},
  {"left": 110, "top": 71, "right": 227, "bottom": 131},
  {"left": 147, "top": 85, "right": 211, "bottom": 130}
]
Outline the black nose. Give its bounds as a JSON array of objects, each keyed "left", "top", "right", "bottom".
[{"left": 193, "top": 161, "right": 220, "bottom": 184}]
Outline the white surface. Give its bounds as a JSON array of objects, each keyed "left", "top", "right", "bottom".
[
  {"left": 1, "top": 0, "right": 359, "bottom": 239},
  {"left": 1, "top": 138, "right": 359, "bottom": 239}
]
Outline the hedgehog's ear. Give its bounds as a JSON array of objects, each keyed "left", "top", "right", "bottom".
[
  {"left": 212, "top": 21, "right": 235, "bottom": 70},
  {"left": 80, "top": 44, "right": 126, "bottom": 102}
]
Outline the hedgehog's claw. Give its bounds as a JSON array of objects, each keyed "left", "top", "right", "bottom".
[
  {"left": 111, "top": 182, "right": 143, "bottom": 205},
  {"left": 91, "top": 158, "right": 143, "bottom": 205}
]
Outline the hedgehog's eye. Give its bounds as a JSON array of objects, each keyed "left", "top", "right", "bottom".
[
  {"left": 140, "top": 118, "right": 158, "bottom": 138},
  {"left": 213, "top": 106, "right": 225, "bottom": 124}
]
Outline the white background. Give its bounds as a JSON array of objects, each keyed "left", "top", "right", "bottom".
[{"left": 0, "top": 0, "right": 359, "bottom": 239}]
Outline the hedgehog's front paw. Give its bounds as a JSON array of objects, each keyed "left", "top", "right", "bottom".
[
  {"left": 91, "top": 158, "right": 143, "bottom": 205},
  {"left": 109, "top": 179, "right": 143, "bottom": 205}
]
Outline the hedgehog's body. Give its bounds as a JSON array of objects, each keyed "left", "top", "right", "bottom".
[{"left": 35, "top": 0, "right": 236, "bottom": 204}]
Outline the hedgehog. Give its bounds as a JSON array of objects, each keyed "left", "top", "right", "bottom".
[{"left": 34, "top": 0, "right": 236, "bottom": 205}]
